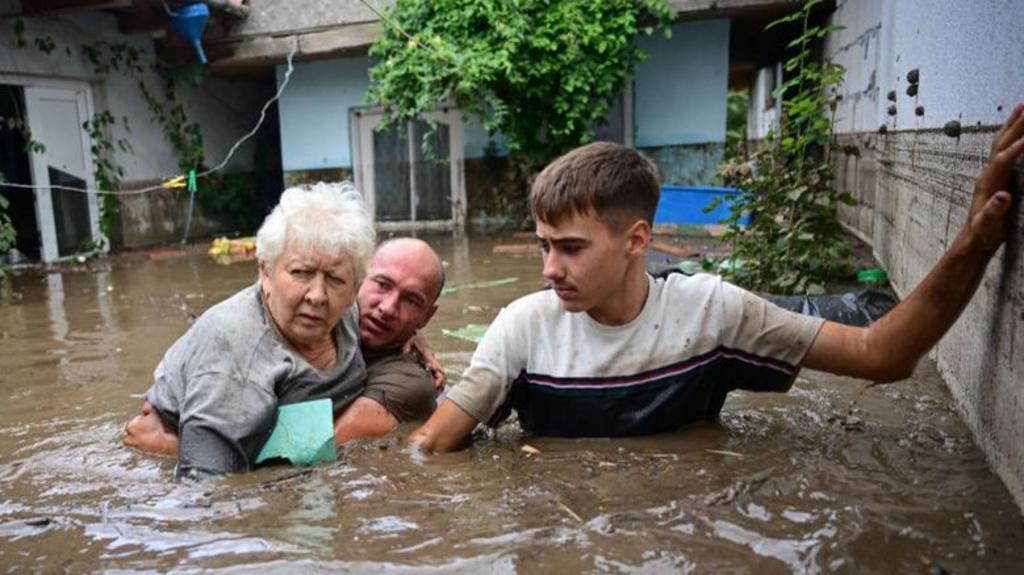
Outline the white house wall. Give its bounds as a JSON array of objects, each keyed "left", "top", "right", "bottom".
[
  {"left": 634, "top": 19, "right": 729, "bottom": 185},
  {"left": 277, "top": 56, "right": 371, "bottom": 176},
  {"left": 825, "top": 0, "right": 1024, "bottom": 510},
  {"left": 827, "top": 0, "right": 1020, "bottom": 134}
]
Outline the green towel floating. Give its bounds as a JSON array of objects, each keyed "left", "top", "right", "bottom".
[
  {"left": 441, "top": 277, "right": 518, "bottom": 296},
  {"left": 442, "top": 323, "right": 492, "bottom": 344},
  {"left": 255, "top": 398, "right": 336, "bottom": 467}
]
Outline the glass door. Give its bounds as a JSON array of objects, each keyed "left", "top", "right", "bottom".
[
  {"left": 352, "top": 108, "right": 465, "bottom": 231},
  {"left": 23, "top": 85, "right": 102, "bottom": 262}
]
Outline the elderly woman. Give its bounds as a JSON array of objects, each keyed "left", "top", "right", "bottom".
[{"left": 125, "top": 183, "right": 376, "bottom": 476}]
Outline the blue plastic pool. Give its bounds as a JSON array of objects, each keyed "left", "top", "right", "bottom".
[{"left": 653, "top": 186, "right": 751, "bottom": 225}]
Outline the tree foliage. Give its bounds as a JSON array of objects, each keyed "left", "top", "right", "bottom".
[
  {"left": 715, "top": 0, "right": 853, "bottom": 294},
  {"left": 367, "top": 0, "right": 673, "bottom": 161}
]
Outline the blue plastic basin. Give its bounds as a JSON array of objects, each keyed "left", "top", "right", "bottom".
[{"left": 653, "top": 185, "right": 750, "bottom": 225}]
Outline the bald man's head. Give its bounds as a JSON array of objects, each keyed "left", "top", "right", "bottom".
[{"left": 357, "top": 238, "right": 444, "bottom": 350}]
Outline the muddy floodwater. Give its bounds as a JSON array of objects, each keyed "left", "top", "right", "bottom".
[{"left": 1, "top": 233, "right": 1022, "bottom": 572}]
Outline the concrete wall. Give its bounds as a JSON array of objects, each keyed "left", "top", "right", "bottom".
[
  {"left": 635, "top": 19, "right": 729, "bottom": 185},
  {"left": 825, "top": 0, "right": 1024, "bottom": 509},
  {"left": 219, "top": 0, "right": 385, "bottom": 40},
  {"left": 0, "top": 11, "right": 274, "bottom": 248},
  {"left": 748, "top": 64, "right": 781, "bottom": 140},
  {"left": 277, "top": 56, "right": 371, "bottom": 172}
]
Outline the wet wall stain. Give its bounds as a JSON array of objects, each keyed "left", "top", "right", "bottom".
[
  {"left": 638, "top": 142, "right": 725, "bottom": 187},
  {"left": 832, "top": 127, "right": 1024, "bottom": 511}
]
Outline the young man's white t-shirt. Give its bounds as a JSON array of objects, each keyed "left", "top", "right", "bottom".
[{"left": 445, "top": 273, "right": 825, "bottom": 436}]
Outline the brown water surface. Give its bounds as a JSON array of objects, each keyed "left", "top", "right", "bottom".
[{"left": 0, "top": 234, "right": 1021, "bottom": 572}]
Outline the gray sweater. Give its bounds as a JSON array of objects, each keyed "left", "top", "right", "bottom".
[{"left": 146, "top": 283, "right": 365, "bottom": 476}]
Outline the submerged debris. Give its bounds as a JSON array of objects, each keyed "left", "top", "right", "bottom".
[
  {"left": 442, "top": 323, "right": 491, "bottom": 343},
  {"left": 441, "top": 277, "right": 519, "bottom": 295},
  {"left": 493, "top": 244, "right": 538, "bottom": 255}
]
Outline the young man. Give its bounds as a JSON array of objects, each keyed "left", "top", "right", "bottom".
[
  {"left": 409, "top": 104, "right": 1024, "bottom": 452},
  {"left": 124, "top": 237, "right": 446, "bottom": 457}
]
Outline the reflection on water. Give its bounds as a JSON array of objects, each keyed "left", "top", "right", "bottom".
[{"left": 0, "top": 234, "right": 1021, "bottom": 572}]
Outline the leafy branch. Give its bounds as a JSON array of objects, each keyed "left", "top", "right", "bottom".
[
  {"left": 713, "top": 0, "right": 854, "bottom": 294},
  {"left": 0, "top": 172, "right": 15, "bottom": 277},
  {"left": 367, "top": 0, "right": 673, "bottom": 161},
  {"left": 83, "top": 111, "right": 133, "bottom": 242}
]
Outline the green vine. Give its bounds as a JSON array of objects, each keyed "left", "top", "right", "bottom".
[
  {"left": 83, "top": 111, "right": 133, "bottom": 243},
  {"left": 713, "top": 0, "right": 853, "bottom": 294},
  {"left": 139, "top": 71, "right": 206, "bottom": 173},
  {"left": 0, "top": 172, "right": 15, "bottom": 278},
  {"left": 367, "top": 0, "right": 673, "bottom": 161},
  {"left": 81, "top": 41, "right": 145, "bottom": 75}
]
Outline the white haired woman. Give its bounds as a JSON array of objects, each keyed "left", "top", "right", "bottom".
[{"left": 125, "top": 183, "right": 376, "bottom": 477}]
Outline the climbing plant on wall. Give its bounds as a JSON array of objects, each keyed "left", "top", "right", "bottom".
[
  {"left": 714, "top": 0, "right": 854, "bottom": 294},
  {"left": 83, "top": 110, "right": 133, "bottom": 248},
  {"left": 0, "top": 171, "right": 15, "bottom": 277},
  {"left": 367, "top": 0, "right": 673, "bottom": 161}
]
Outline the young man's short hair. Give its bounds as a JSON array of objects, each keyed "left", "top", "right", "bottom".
[{"left": 529, "top": 141, "right": 661, "bottom": 232}]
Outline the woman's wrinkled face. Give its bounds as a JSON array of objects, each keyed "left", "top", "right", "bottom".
[{"left": 259, "top": 242, "right": 357, "bottom": 350}]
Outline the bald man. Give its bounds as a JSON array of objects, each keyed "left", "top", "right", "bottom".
[
  {"left": 125, "top": 238, "right": 445, "bottom": 456},
  {"left": 333, "top": 238, "right": 445, "bottom": 443}
]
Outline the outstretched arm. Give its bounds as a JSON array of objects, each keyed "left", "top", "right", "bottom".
[
  {"left": 407, "top": 400, "right": 479, "bottom": 453},
  {"left": 333, "top": 397, "right": 399, "bottom": 445},
  {"left": 804, "top": 103, "right": 1024, "bottom": 381},
  {"left": 124, "top": 401, "right": 180, "bottom": 457}
]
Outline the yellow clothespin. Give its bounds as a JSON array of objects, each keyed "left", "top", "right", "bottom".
[{"left": 162, "top": 175, "right": 187, "bottom": 189}]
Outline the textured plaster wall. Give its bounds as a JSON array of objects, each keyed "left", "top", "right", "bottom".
[
  {"left": 634, "top": 19, "right": 729, "bottom": 148},
  {"left": 220, "top": 0, "right": 386, "bottom": 39},
  {"left": 827, "top": 0, "right": 1022, "bottom": 133},
  {"left": 826, "top": 0, "right": 1024, "bottom": 509}
]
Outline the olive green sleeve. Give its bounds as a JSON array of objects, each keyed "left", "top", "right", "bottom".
[{"left": 361, "top": 353, "right": 437, "bottom": 423}]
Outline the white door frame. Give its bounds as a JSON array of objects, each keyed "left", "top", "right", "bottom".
[
  {"left": 351, "top": 107, "right": 466, "bottom": 232},
  {"left": 2, "top": 75, "right": 103, "bottom": 262}
]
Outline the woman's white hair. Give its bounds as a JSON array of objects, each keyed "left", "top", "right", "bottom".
[{"left": 256, "top": 181, "right": 376, "bottom": 280}]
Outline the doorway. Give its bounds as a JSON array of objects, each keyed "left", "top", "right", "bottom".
[
  {"left": 351, "top": 108, "right": 466, "bottom": 231},
  {"left": 0, "top": 79, "right": 103, "bottom": 263},
  {"left": 0, "top": 85, "right": 40, "bottom": 260}
]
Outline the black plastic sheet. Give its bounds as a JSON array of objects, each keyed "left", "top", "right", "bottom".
[
  {"left": 651, "top": 267, "right": 898, "bottom": 326},
  {"left": 762, "top": 290, "right": 898, "bottom": 326}
]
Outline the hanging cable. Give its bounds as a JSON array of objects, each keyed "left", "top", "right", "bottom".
[{"left": 196, "top": 37, "right": 297, "bottom": 178}]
